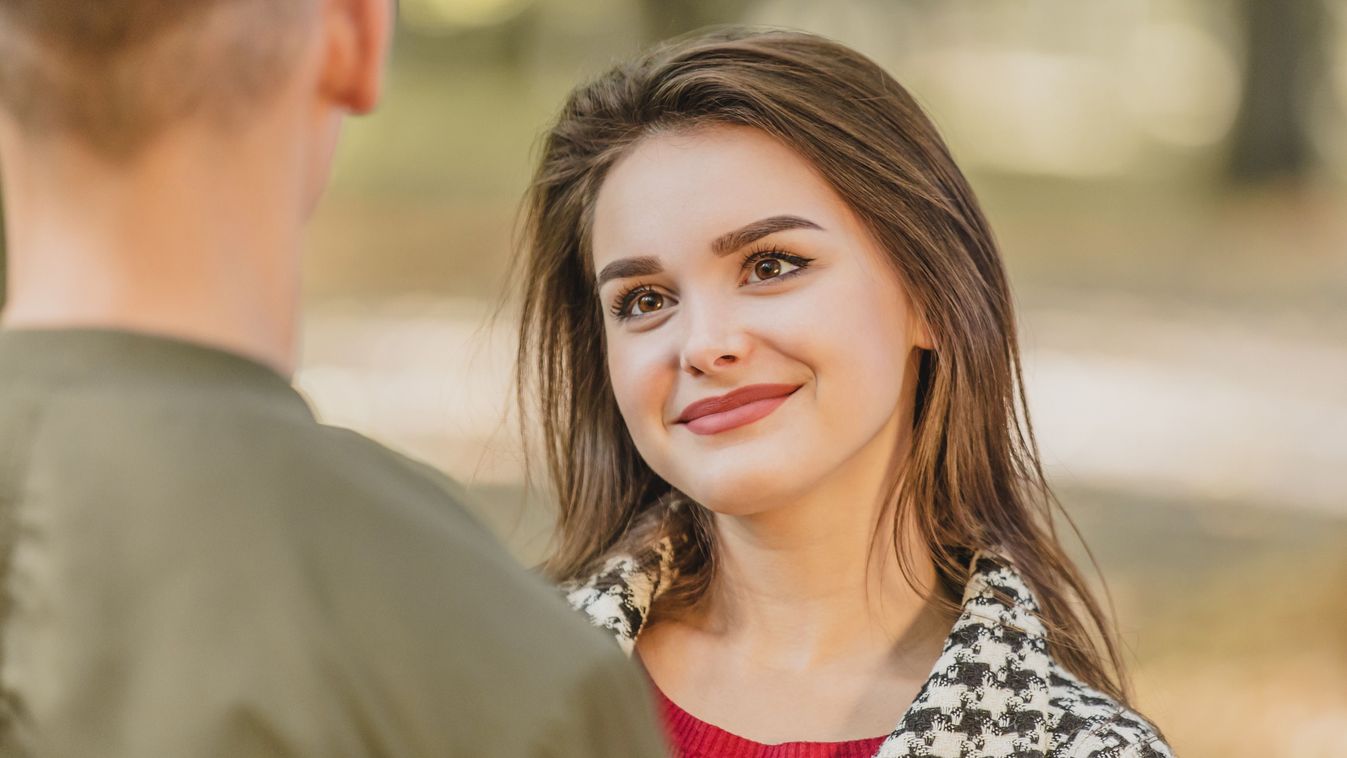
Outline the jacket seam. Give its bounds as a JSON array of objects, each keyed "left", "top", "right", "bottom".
[
  {"left": 1064, "top": 706, "right": 1151, "bottom": 758},
  {"left": 0, "top": 400, "right": 46, "bottom": 750}
]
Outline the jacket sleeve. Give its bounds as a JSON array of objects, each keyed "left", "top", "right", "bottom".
[{"left": 526, "top": 645, "right": 669, "bottom": 758}]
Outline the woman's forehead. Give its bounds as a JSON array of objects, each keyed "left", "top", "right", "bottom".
[{"left": 590, "top": 125, "right": 848, "bottom": 268}]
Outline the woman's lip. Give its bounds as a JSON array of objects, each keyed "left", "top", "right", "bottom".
[
  {"left": 682, "top": 394, "right": 794, "bottom": 436},
  {"left": 676, "top": 383, "right": 801, "bottom": 435}
]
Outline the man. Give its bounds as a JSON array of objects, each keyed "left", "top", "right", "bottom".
[{"left": 0, "top": 1, "right": 665, "bottom": 755}]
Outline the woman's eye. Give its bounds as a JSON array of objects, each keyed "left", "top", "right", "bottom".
[
  {"left": 634, "top": 291, "right": 665, "bottom": 314},
  {"left": 745, "top": 256, "right": 801, "bottom": 284},
  {"left": 619, "top": 288, "right": 672, "bottom": 318}
]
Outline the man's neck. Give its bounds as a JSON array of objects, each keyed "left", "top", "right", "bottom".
[{"left": 0, "top": 129, "right": 304, "bottom": 376}]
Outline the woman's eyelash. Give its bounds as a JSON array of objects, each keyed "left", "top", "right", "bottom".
[
  {"left": 610, "top": 283, "right": 654, "bottom": 319},
  {"left": 740, "top": 246, "right": 814, "bottom": 277}
]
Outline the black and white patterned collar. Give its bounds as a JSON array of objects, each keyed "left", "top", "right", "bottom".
[{"left": 561, "top": 539, "right": 1149, "bottom": 757}]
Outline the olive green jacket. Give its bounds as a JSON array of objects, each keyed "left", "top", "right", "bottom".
[{"left": 0, "top": 328, "right": 666, "bottom": 758}]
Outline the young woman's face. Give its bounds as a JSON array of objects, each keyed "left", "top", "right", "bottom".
[{"left": 591, "top": 125, "right": 930, "bottom": 516}]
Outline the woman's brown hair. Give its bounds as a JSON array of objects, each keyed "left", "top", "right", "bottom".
[{"left": 516, "top": 26, "right": 1131, "bottom": 702}]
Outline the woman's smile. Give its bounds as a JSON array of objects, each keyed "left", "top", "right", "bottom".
[{"left": 675, "top": 383, "right": 802, "bottom": 435}]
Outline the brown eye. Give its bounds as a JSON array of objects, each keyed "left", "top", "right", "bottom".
[
  {"left": 635, "top": 292, "right": 665, "bottom": 314},
  {"left": 611, "top": 285, "right": 678, "bottom": 321},
  {"left": 754, "top": 259, "right": 782, "bottom": 280},
  {"left": 616, "top": 288, "right": 672, "bottom": 319},
  {"left": 744, "top": 255, "right": 803, "bottom": 284}
]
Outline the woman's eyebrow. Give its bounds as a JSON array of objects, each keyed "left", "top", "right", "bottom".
[
  {"left": 711, "top": 215, "right": 824, "bottom": 256},
  {"left": 594, "top": 215, "right": 821, "bottom": 288},
  {"left": 596, "top": 255, "right": 663, "bottom": 288}
]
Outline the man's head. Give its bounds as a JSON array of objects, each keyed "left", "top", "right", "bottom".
[
  {"left": 0, "top": 0, "right": 393, "bottom": 371},
  {"left": 0, "top": 0, "right": 390, "bottom": 158}
]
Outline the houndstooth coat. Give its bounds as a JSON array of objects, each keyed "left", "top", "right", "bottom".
[{"left": 563, "top": 538, "right": 1175, "bottom": 758}]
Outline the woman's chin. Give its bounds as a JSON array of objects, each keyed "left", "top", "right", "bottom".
[{"left": 679, "top": 475, "right": 812, "bottom": 519}]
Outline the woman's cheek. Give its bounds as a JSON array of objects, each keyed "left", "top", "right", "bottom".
[
  {"left": 802, "top": 276, "right": 912, "bottom": 406},
  {"left": 761, "top": 278, "right": 856, "bottom": 363},
  {"left": 606, "top": 334, "right": 672, "bottom": 440}
]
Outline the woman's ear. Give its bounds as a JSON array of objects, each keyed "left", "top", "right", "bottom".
[
  {"left": 911, "top": 310, "right": 936, "bottom": 352},
  {"left": 319, "top": 0, "right": 393, "bottom": 114}
]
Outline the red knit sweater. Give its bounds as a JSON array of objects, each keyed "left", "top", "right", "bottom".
[{"left": 652, "top": 685, "right": 888, "bottom": 758}]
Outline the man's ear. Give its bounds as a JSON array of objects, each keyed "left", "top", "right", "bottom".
[{"left": 319, "top": 0, "right": 393, "bottom": 114}]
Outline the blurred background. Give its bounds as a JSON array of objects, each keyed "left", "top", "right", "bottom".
[{"left": 5, "top": 0, "right": 1346, "bottom": 754}]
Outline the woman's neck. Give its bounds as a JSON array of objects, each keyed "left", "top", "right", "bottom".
[
  {"left": 635, "top": 479, "right": 956, "bottom": 743},
  {"left": 700, "top": 504, "right": 952, "bottom": 672}
]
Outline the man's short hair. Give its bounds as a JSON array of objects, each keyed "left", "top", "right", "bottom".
[{"left": 0, "top": 0, "right": 314, "bottom": 157}]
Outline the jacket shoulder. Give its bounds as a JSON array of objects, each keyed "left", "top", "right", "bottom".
[
  {"left": 14, "top": 389, "right": 666, "bottom": 755},
  {"left": 1047, "top": 669, "right": 1175, "bottom": 758}
]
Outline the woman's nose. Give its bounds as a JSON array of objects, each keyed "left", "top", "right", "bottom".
[{"left": 678, "top": 302, "right": 751, "bottom": 377}]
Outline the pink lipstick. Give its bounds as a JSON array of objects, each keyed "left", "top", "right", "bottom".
[{"left": 676, "top": 383, "right": 800, "bottom": 436}]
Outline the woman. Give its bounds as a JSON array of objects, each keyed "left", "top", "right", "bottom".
[{"left": 515, "top": 27, "right": 1173, "bottom": 758}]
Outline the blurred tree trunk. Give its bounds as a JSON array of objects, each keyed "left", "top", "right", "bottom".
[
  {"left": 1, "top": 188, "right": 6, "bottom": 311},
  {"left": 1227, "top": 0, "right": 1327, "bottom": 184}
]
